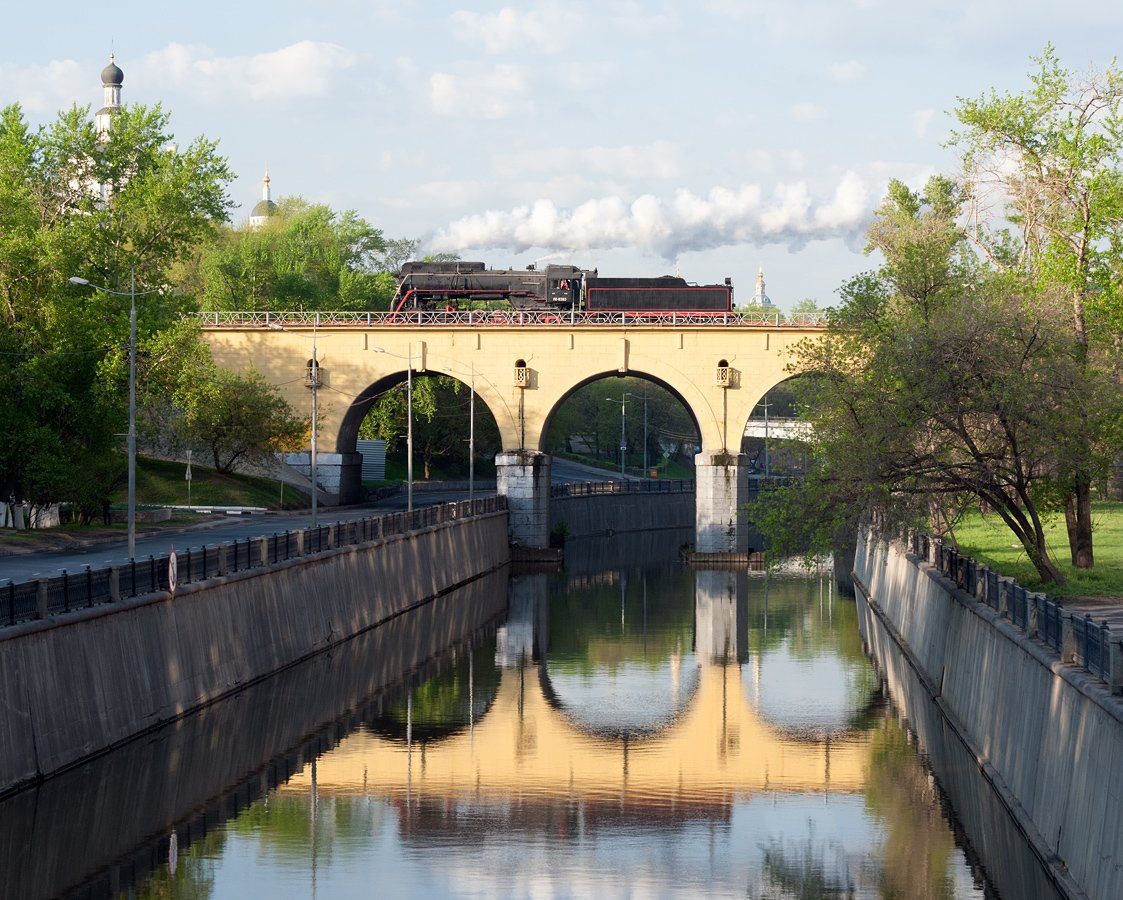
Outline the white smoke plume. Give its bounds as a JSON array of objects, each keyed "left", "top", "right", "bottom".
[{"left": 429, "top": 172, "right": 871, "bottom": 258}]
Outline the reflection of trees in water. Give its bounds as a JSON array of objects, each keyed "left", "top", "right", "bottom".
[
  {"left": 547, "top": 563, "right": 696, "bottom": 674},
  {"left": 135, "top": 830, "right": 223, "bottom": 900},
  {"left": 370, "top": 637, "right": 502, "bottom": 742},
  {"left": 749, "top": 576, "right": 883, "bottom": 737},
  {"left": 863, "top": 718, "right": 967, "bottom": 900},
  {"left": 757, "top": 835, "right": 856, "bottom": 899}
]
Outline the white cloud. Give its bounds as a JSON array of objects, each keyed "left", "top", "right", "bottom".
[
  {"left": 138, "top": 41, "right": 357, "bottom": 103},
  {"left": 430, "top": 65, "right": 532, "bottom": 119},
  {"left": 487, "top": 141, "right": 682, "bottom": 187},
  {"left": 791, "top": 102, "right": 826, "bottom": 122},
  {"left": 429, "top": 176, "right": 873, "bottom": 258},
  {"left": 828, "top": 59, "right": 867, "bottom": 81},
  {"left": 1, "top": 59, "right": 85, "bottom": 115},
  {"left": 715, "top": 107, "right": 760, "bottom": 128},
  {"left": 449, "top": 4, "right": 582, "bottom": 54},
  {"left": 398, "top": 179, "right": 488, "bottom": 211}
]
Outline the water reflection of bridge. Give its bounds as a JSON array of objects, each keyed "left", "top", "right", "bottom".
[{"left": 281, "top": 571, "right": 871, "bottom": 803}]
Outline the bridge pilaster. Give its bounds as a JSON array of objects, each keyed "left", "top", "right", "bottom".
[
  {"left": 695, "top": 452, "right": 750, "bottom": 554},
  {"left": 496, "top": 451, "right": 552, "bottom": 548},
  {"left": 283, "top": 451, "right": 364, "bottom": 505}
]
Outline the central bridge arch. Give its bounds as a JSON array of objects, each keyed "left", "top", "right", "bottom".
[{"left": 201, "top": 314, "right": 824, "bottom": 549}]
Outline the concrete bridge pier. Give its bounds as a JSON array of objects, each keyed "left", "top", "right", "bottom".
[
  {"left": 695, "top": 452, "right": 750, "bottom": 553},
  {"left": 496, "top": 573, "right": 550, "bottom": 667},
  {"left": 694, "top": 568, "right": 749, "bottom": 663},
  {"left": 496, "top": 451, "right": 552, "bottom": 548}
]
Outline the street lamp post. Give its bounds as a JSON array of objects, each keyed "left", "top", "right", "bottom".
[
  {"left": 605, "top": 395, "right": 629, "bottom": 477},
  {"left": 632, "top": 391, "right": 649, "bottom": 474},
  {"left": 69, "top": 268, "right": 157, "bottom": 560},
  {"left": 269, "top": 319, "right": 319, "bottom": 528}
]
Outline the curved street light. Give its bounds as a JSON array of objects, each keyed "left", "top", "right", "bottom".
[
  {"left": 605, "top": 394, "right": 629, "bottom": 477},
  {"left": 69, "top": 269, "right": 160, "bottom": 561}
]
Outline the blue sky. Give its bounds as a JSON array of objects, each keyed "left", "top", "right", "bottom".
[{"left": 6, "top": 1, "right": 1123, "bottom": 309}]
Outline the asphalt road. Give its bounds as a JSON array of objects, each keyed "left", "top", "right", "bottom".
[{"left": 0, "top": 458, "right": 628, "bottom": 584}]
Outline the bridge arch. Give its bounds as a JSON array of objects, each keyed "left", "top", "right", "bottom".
[
  {"left": 537, "top": 371, "right": 702, "bottom": 459},
  {"left": 200, "top": 318, "right": 824, "bottom": 548}
]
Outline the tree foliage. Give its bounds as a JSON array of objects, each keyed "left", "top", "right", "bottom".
[
  {"left": 952, "top": 46, "right": 1123, "bottom": 566},
  {"left": 193, "top": 198, "right": 396, "bottom": 311},
  {"left": 175, "top": 364, "right": 307, "bottom": 473},
  {"left": 751, "top": 177, "right": 1118, "bottom": 585},
  {"left": 0, "top": 101, "right": 233, "bottom": 511},
  {"left": 360, "top": 374, "right": 501, "bottom": 480}
]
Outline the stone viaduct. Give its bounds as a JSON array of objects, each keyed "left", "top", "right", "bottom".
[{"left": 200, "top": 312, "right": 825, "bottom": 551}]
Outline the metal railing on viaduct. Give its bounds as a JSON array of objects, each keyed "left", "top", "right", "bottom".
[
  {"left": 900, "top": 525, "right": 1122, "bottom": 693},
  {"left": 195, "top": 309, "right": 828, "bottom": 329},
  {"left": 1, "top": 497, "right": 506, "bottom": 629}
]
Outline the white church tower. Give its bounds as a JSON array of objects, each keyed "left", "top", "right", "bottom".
[
  {"left": 752, "top": 266, "right": 772, "bottom": 307},
  {"left": 249, "top": 169, "right": 277, "bottom": 229},
  {"left": 95, "top": 53, "right": 123, "bottom": 137}
]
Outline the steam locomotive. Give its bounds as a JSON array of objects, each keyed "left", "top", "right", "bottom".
[{"left": 393, "top": 261, "right": 734, "bottom": 313}]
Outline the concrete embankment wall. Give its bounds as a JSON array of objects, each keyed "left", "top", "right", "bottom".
[
  {"left": 1, "top": 570, "right": 509, "bottom": 900},
  {"left": 854, "top": 529, "right": 1123, "bottom": 900},
  {"left": 0, "top": 512, "right": 508, "bottom": 797},
  {"left": 550, "top": 491, "right": 694, "bottom": 538}
]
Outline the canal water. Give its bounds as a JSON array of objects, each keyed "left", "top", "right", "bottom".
[{"left": 1, "top": 531, "right": 1064, "bottom": 899}]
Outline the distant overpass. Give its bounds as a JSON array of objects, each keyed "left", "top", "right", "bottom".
[{"left": 742, "top": 417, "right": 811, "bottom": 440}]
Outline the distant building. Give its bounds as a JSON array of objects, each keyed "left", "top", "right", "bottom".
[
  {"left": 751, "top": 267, "right": 773, "bottom": 307},
  {"left": 94, "top": 52, "right": 123, "bottom": 137},
  {"left": 248, "top": 169, "right": 277, "bottom": 229}
]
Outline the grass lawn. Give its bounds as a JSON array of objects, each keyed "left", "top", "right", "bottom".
[
  {"left": 123, "top": 456, "right": 310, "bottom": 511},
  {"left": 950, "top": 501, "right": 1123, "bottom": 599}
]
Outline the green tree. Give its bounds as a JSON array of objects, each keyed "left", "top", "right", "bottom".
[
  {"left": 951, "top": 46, "right": 1123, "bottom": 567},
  {"left": 195, "top": 198, "right": 396, "bottom": 311},
  {"left": 0, "top": 101, "right": 232, "bottom": 514},
  {"left": 752, "top": 178, "right": 1102, "bottom": 586},
  {"left": 176, "top": 364, "right": 307, "bottom": 473},
  {"left": 361, "top": 374, "right": 500, "bottom": 480}
]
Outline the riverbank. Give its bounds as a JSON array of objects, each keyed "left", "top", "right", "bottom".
[
  {"left": 0, "top": 505, "right": 509, "bottom": 796},
  {"left": 854, "top": 526, "right": 1123, "bottom": 900}
]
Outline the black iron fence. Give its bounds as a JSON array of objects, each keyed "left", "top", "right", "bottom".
[
  {"left": 1, "top": 497, "right": 506, "bottom": 629},
  {"left": 899, "top": 524, "right": 1120, "bottom": 693},
  {"left": 551, "top": 479, "right": 694, "bottom": 498}
]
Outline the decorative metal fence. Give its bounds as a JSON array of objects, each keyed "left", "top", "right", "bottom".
[
  {"left": 195, "top": 310, "right": 829, "bottom": 330},
  {"left": 0, "top": 496, "right": 506, "bottom": 630},
  {"left": 1039, "top": 596, "right": 1065, "bottom": 654},
  {"left": 1072, "top": 614, "right": 1113, "bottom": 683},
  {"left": 903, "top": 528, "right": 1119, "bottom": 693}
]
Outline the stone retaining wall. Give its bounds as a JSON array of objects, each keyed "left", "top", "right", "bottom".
[
  {"left": 550, "top": 491, "right": 694, "bottom": 538},
  {"left": 854, "top": 528, "right": 1123, "bottom": 900},
  {"left": 0, "top": 512, "right": 508, "bottom": 796}
]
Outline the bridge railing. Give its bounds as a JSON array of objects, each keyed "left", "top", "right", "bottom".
[
  {"left": 551, "top": 479, "right": 695, "bottom": 498},
  {"left": 897, "top": 524, "right": 1122, "bottom": 694},
  {"left": 1, "top": 496, "right": 507, "bottom": 630},
  {"left": 194, "top": 310, "right": 829, "bottom": 329}
]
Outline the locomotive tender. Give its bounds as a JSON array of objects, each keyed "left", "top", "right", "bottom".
[{"left": 393, "top": 261, "right": 734, "bottom": 314}]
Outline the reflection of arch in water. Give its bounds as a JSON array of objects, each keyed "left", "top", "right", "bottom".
[
  {"left": 739, "top": 573, "right": 885, "bottom": 742},
  {"left": 284, "top": 655, "right": 873, "bottom": 803},
  {"left": 535, "top": 656, "right": 702, "bottom": 741},
  {"left": 364, "top": 638, "right": 503, "bottom": 744}
]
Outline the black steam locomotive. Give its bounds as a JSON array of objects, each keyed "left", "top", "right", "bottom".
[{"left": 393, "top": 261, "right": 733, "bottom": 313}]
